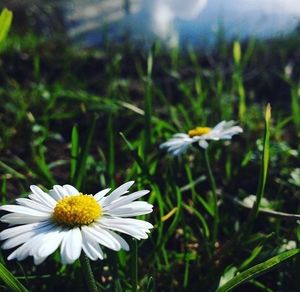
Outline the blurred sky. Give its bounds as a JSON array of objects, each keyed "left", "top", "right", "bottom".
[
  {"left": 3, "top": 0, "right": 300, "bottom": 48},
  {"left": 63, "top": 0, "right": 300, "bottom": 48}
]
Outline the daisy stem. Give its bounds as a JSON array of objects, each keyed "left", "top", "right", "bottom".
[
  {"left": 131, "top": 239, "right": 138, "bottom": 292},
  {"left": 204, "top": 149, "right": 219, "bottom": 250},
  {"left": 80, "top": 254, "right": 99, "bottom": 292}
]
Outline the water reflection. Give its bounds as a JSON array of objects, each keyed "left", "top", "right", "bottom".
[{"left": 2, "top": 0, "right": 300, "bottom": 48}]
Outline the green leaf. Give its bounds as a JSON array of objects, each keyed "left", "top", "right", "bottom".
[
  {"left": 0, "top": 262, "right": 28, "bottom": 292},
  {"left": 0, "top": 8, "right": 13, "bottom": 46},
  {"left": 217, "top": 249, "right": 300, "bottom": 292}
]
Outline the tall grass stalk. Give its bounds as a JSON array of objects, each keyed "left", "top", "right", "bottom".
[
  {"left": 291, "top": 84, "right": 300, "bottom": 131},
  {"left": 70, "top": 124, "right": 79, "bottom": 182},
  {"left": 144, "top": 49, "right": 153, "bottom": 158},
  {"left": 73, "top": 115, "right": 97, "bottom": 190},
  {"left": 233, "top": 41, "right": 246, "bottom": 122},
  {"left": 107, "top": 111, "right": 115, "bottom": 187},
  {"left": 0, "top": 8, "right": 13, "bottom": 49},
  {"left": 248, "top": 103, "right": 271, "bottom": 221},
  {"left": 204, "top": 149, "right": 219, "bottom": 249}
]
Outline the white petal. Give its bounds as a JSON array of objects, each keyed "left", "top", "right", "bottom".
[
  {"left": 60, "top": 228, "right": 82, "bottom": 264},
  {"left": 82, "top": 225, "right": 121, "bottom": 251},
  {"left": 103, "top": 190, "right": 149, "bottom": 211},
  {"left": 0, "top": 221, "right": 49, "bottom": 240},
  {"left": 34, "top": 255, "right": 47, "bottom": 265},
  {"left": 207, "top": 121, "right": 243, "bottom": 141},
  {"left": 198, "top": 139, "right": 209, "bottom": 148},
  {"left": 0, "top": 213, "right": 49, "bottom": 225},
  {"left": 213, "top": 120, "right": 226, "bottom": 130},
  {"left": 105, "top": 202, "right": 153, "bottom": 217},
  {"left": 99, "top": 217, "right": 154, "bottom": 229},
  {"left": 7, "top": 230, "right": 51, "bottom": 261},
  {"left": 28, "top": 233, "right": 51, "bottom": 256},
  {"left": 161, "top": 135, "right": 195, "bottom": 156},
  {"left": 98, "top": 218, "right": 153, "bottom": 240},
  {"left": 81, "top": 229, "right": 104, "bottom": 260},
  {"left": 2, "top": 232, "right": 37, "bottom": 249},
  {"left": 7, "top": 243, "right": 29, "bottom": 261},
  {"left": 7, "top": 242, "right": 31, "bottom": 261},
  {"left": 99, "top": 224, "right": 148, "bottom": 240},
  {"left": 49, "top": 189, "right": 61, "bottom": 201},
  {"left": 53, "top": 185, "right": 69, "bottom": 198},
  {"left": 172, "top": 146, "right": 189, "bottom": 156},
  {"left": 160, "top": 133, "right": 191, "bottom": 150},
  {"left": 161, "top": 139, "right": 186, "bottom": 147},
  {"left": 37, "top": 228, "right": 66, "bottom": 258},
  {"left": 0, "top": 205, "right": 49, "bottom": 216},
  {"left": 63, "top": 184, "right": 80, "bottom": 196},
  {"left": 173, "top": 133, "right": 190, "bottom": 138},
  {"left": 1, "top": 223, "right": 53, "bottom": 249},
  {"left": 94, "top": 188, "right": 111, "bottom": 201},
  {"left": 15, "top": 198, "right": 53, "bottom": 213},
  {"left": 101, "top": 181, "right": 135, "bottom": 206},
  {"left": 30, "top": 185, "right": 56, "bottom": 208},
  {"left": 105, "top": 230, "right": 129, "bottom": 251}
]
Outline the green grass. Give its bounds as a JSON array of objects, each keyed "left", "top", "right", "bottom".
[{"left": 0, "top": 30, "right": 300, "bottom": 291}]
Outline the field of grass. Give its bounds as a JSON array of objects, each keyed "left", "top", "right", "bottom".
[{"left": 0, "top": 8, "right": 300, "bottom": 291}]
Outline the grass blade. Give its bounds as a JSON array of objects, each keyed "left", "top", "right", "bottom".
[
  {"left": 233, "top": 41, "right": 241, "bottom": 65},
  {"left": 250, "top": 103, "right": 271, "bottom": 219},
  {"left": 0, "top": 262, "right": 28, "bottom": 292},
  {"left": 0, "top": 8, "right": 13, "bottom": 47},
  {"left": 107, "top": 111, "right": 115, "bottom": 187},
  {"left": 70, "top": 124, "right": 79, "bottom": 181},
  {"left": 217, "top": 249, "right": 300, "bottom": 292},
  {"left": 291, "top": 84, "right": 300, "bottom": 131},
  {"left": 32, "top": 146, "right": 56, "bottom": 186},
  {"left": 0, "top": 161, "right": 26, "bottom": 180},
  {"left": 73, "top": 115, "right": 97, "bottom": 189},
  {"left": 143, "top": 48, "right": 154, "bottom": 158},
  {"left": 204, "top": 148, "right": 219, "bottom": 248},
  {"left": 145, "top": 277, "right": 154, "bottom": 292}
]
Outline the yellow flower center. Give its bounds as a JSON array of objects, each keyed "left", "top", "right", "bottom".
[
  {"left": 53, "top": 194, "right": 101, "bottom": 226},
  {"left": 188, "top": 127, "right": 211, "bottom": 137}
]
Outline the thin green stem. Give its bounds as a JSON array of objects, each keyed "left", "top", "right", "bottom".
[
  {"left": 204, "top": 148, "right": 219, "bottom": 249},
  {"left": 143, "top": 50, "right": 153, "bottom": 158},
  {"left": 80, "top": 254, "right": 98, "bottom": 292},
  {"left": 131, "top": 239, "right": 138, "bottom": 292}
]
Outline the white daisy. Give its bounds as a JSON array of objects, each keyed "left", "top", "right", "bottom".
[
  {"left": 0, "top": 182, "right": 153, "bottom": 265},
  {"left": 160, "top": 120, "right": 243, "bottom": 155}
]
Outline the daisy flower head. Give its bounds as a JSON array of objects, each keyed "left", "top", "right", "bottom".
[
  {"left": 0, "top": 182, "right": 153, "bottom": 265},
  {"left": 160, "top": 120, "right": 243, "bottom": 156}
]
